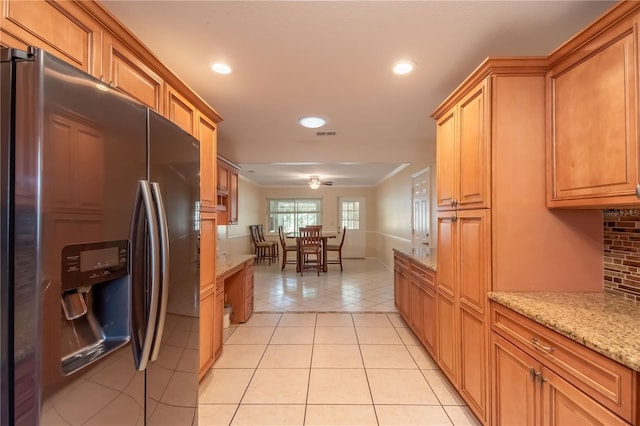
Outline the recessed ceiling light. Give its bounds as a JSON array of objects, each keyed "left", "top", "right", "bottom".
[
  {"left": 299, "top": 116, "right": 326, "bottom": 129},
  {"left": 211, "top": 63, "right": 232, "bottom": 74},
  {"left": 393, "top": 60, "right": 416, "bottom": 75}
]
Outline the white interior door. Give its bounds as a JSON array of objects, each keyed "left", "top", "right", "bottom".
[
  {"left": 412, "top": 168, "right": 431, "bottom": 249},
  {"left": 338, "top": 197, "right": 365, "bottom": 258}
]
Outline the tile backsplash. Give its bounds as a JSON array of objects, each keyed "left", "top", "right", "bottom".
[{"left": 603, "top": 209, "right": 640, "bottom": 300}]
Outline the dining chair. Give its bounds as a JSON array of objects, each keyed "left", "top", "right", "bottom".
[
  {"left": 298, "top": 226, "right": 322, "bottom": 276},
  {"left": 249, "top": 225, "right": 273, "bottom": 265},
  {"left": 257, "top": 224, "right": 278, "bottom": 262},
  {"left": 325, "top": 227, "right": 346, "bottom": 271},
  {"left": 278, "top": 226, "right": 298, "bottom": 271}
]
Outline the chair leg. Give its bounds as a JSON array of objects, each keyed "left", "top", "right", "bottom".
[
  {"left": 339, "top": 251, "right": 343, "bottom": 271},
  {"left": 281, "top": 249, "right": 286, "bottom": 271}
]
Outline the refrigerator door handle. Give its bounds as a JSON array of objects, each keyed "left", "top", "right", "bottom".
[
  {"left": 130, "top": 180, "right": 160, "bottom": 371},
  {"left": 149, "top": 181, "right": 169, "bottom": 361}
]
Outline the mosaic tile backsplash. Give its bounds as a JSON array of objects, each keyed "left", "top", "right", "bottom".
[{"left": 603, "top": 209, "right": 640, "bottom": 301}]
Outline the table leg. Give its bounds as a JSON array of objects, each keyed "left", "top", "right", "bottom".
[{"left": 322, "top": 238, "right": 328, "bottom": 272}]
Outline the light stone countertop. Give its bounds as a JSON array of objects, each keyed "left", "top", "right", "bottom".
[
  {"left": 215, "top": 254, "right": 256, "bottom": 278},
  {"left": 393, "top": 247, "right": 437, "bottom": 272},
  {"left": 488, "top": 292, "right": 640, "bottom": 372}
]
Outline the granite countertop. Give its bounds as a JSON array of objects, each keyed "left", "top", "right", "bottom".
[
  {"left": 488, "top": 292, "right": 640, "bottom": 372},
  {"left": 216, "top": 254, "right": 255, "bottom": 278},
  {"left": 394, "top": 247, "right": 437, "bottom": 272}
]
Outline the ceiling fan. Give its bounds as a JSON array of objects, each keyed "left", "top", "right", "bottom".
[{"left": 308, "top": 175, "right": 333, "bottom": 189}]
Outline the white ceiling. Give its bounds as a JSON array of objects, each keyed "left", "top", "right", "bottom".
[{"left": 101, "top": 0, "right": 615, "bottom": 187}]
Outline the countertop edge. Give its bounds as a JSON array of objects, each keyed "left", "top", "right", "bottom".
[
  {"left": 216, "top": 254, "right": 256, "bottom": 278},
  {"left": 393, "top": 248, "right": 437, "bottom": 272},
  {"left": 488, "top": 291, "right": 640, "bottom": 373}
]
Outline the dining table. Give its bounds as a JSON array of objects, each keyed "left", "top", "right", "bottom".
[{"left": 286, "top": 232, "right": 336, "bottom": 273}]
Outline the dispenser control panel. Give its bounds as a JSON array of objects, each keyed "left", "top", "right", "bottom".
[{"left": 61, "top": 240, "right": 129, "bottom": 291}]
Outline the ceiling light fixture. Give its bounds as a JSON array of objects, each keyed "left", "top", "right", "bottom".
[
  {"left": 211, "top": 63, "right": 232, "bottom": 74},
  {"left": 299, "top": 116, "right": 326, "bottom": 129},
  {"left": 393, "top": 60, "right": 416, "bottom": 75},
  {"left": 309, "top": 176, "right": 321, "bottom": 189}
]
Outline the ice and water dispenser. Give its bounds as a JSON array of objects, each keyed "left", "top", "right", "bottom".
[{"left": 59, "top": 240, "right": 131, "bottom": 375}]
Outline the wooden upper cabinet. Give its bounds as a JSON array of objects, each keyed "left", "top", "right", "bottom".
[
  {"left": 435, "top": 79, "right": 490, "bottom": 211},
  {"left": 0, "top": 0, "right": 101, "bottom": 76},
  {"left": 102, "top": 32, "right": 164, "bottom": 112},
  {"left": 166, "top": 85, "right": 197, "bottom": 136},
  {"left": 458, "top": 82, "right": 489, "bottom": 209},
  {"left": 547, "top": 10, "right": 640, "bottom": 207},
  {"left": 436, "top": 107, "right": 457, "bottom": 210},
  {"left": 198, "top": 113, "right": 217, "bottom": 209}
]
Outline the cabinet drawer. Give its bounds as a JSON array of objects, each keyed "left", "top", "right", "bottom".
[
  {"left": 411, "top": 262, "right": 435, "bottom": 290},
  {"left": 394, "top": 254, "right": 410, "bottom": 273},
  {"left": 491, "top": 303, "right": 636, "bottom": 422}
]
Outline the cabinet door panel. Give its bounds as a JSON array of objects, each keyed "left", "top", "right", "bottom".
[
  {"left": 458, "top": 210, "right": 490, "bottom": 314},
  {"left": 199, "top": 218, "right": 215, "bottom": 289},
  {"left": 460, "top": 307, "right": 488, "bottom": 422},
  {"left": 437, "top": 292, "right": 457, "bottom": 385},
  {"left": 166, "top": 85, "right": 197, "bottom": 135},
  {"left": 492, "top": 333, "right": 539, "bottom": 426},
  {"left": 0, "top": 0, "right": 101, "bottom": 76},
  {"left": 436, "top": 212, "right": 456, "bottom": 298},
  {"left": 436, "top": 107, "right": 457, "bottom": 210},
  {"left": 229, "top": 170, "right": 239, "bottom": 224},
  {"left": 410, "top": 281, "right": 423, "bottom": 338},
  {"left": 549, "top": 23, "right": 638, "bottom": 206},
  {"left": 198, "top": 114, "right": 217, "bottom": 208},
  {"left": 542, "top": 367, "right": 629, "bottom": 426},
  {"left": 458, "top": 80, "right": 490, "bottom": 209},
  {"left": 103, "top": 32, "right": 163, "bottom": 112},
  {"left": 422, "top": 287, "right": 437, "bottom": 357},
  {"left": 199, "top": 287, "right": 215, "bottom": 378},
  {"left": 214, "top": 279, "right": 224, "bottom": 360}
]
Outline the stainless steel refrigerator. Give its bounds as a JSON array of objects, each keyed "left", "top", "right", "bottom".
[{"left": 1, "top": 47, "right": 201, "bottom": 425}]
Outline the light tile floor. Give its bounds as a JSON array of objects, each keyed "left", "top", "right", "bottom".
[{"left": 199, "top": 259, "right": 481, "bottom": 425}]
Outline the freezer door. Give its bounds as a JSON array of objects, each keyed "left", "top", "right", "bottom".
[
  {"left": 9, "top": 48, "right": 148, "bottom": 425},
  {"left": 146, "top": 110, "right": 200, "bottom": 425}
]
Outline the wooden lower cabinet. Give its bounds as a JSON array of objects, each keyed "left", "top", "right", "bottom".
[
  {"left": 543, "top": 367, "right": 629, "bottom": 426},
  {"left": 213, "top": 278, "right": 224, "bottom": 360},
  {"left": 491, "top": 303, "right": 636, "bottom": 426},
  {"left": 492, "top": 333, "right": 630, "bottom": 426},
  {"left": 421, "top": 286, "right": 437, "bottom": 356},
  {"left": 437, "top": 291, "right": 457, "bottom": 383},
  {"left": 199, "top": 283, "right": 215, "bottom": 379},
  {"left": 492, "top": 333, "right": 539, "bottom": 426},
  {"left": 409, "top": 279, "right": 423, "bottom": 339},
  {"left": 393, "top": 250, "right": 438, "bottom": 359}
]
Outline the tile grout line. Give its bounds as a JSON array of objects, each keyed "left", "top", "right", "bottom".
[{"left": 226, "top": 313, "right": 282, "bottom": 425}]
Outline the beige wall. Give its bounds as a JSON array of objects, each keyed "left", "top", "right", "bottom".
[
  {"left": 218, "top": 155, "right": 437, "bottom": 270},
  {"left": 216, "top": 177, "right": 260, "bottom": 256},
  {"left": 373, "top": 162, "right": 436, "bottom": 270},
  {"left": 256, "top": 185, "right": 377, "bottom": 253}
]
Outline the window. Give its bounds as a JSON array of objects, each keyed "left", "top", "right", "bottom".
[
  {"left": 340, "top": 200, "right": 360, "bottom": 230},
  {"left": 268, "top": 198, "right": 322, "bottom": 233}
]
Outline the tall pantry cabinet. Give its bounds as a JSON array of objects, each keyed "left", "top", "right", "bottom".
[{"left": 431, "top": 59, "right": 602, "bottom": 425}]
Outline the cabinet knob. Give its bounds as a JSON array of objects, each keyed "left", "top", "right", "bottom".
[
  {"left": 451, "top": 215, "right": 457, "bottom": 222},
  {"left": 636, "top": 183, "right": 640, "bottom": 198}
]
